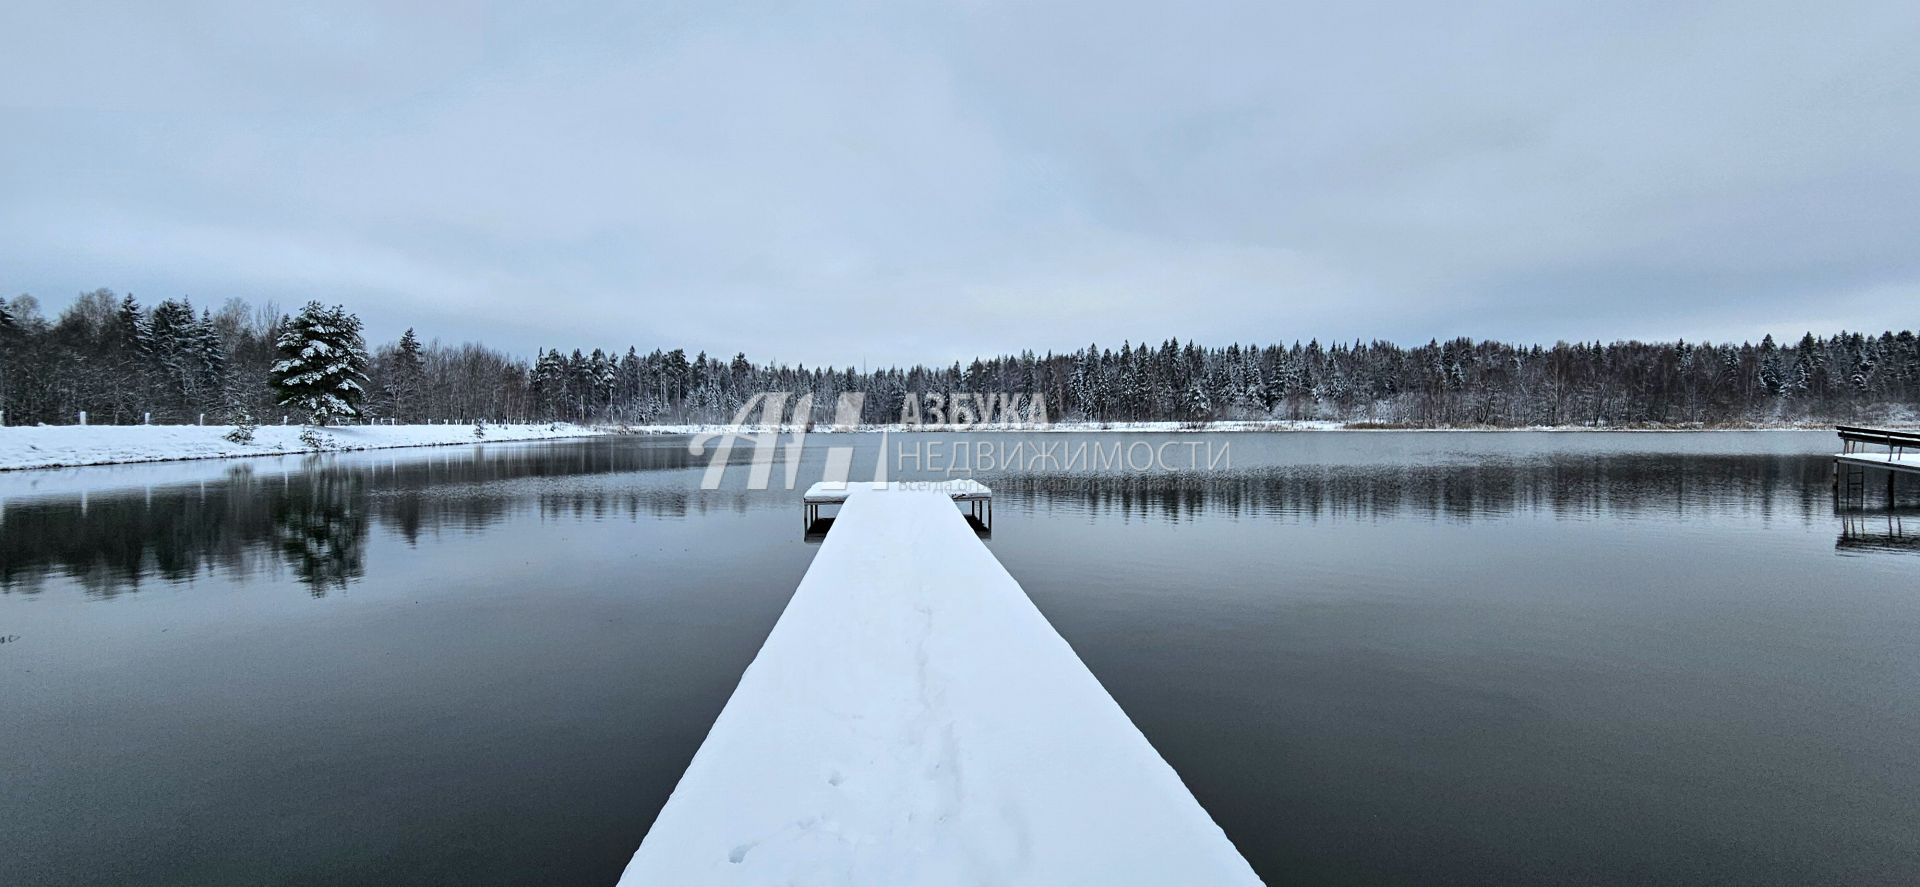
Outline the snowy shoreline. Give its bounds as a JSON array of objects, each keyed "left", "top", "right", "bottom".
[
  {"left": 0, "top": 419, "right": 1898, "bottom": 472},
  {"left": 0, "top": 423, "right": 608, "bottom": 472},
  {"left": 624, "top": 419, "right": 1898, "bottom": 435}
]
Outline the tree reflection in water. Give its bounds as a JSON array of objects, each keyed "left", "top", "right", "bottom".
[
  {"left": 0, "top": 440, "right": 1911, "bottom": 596},
  {"left": 981, "top": 453, "right": 1863, "bottom": 524},
  {"left": 0, "top": 439, "right": 708, "bottom": 595},
  {"left": 269, "top": 461, "right": 369, "bottom": 594}
]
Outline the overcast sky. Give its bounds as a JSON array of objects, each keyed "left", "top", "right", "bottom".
[{"left": 3, "top": 0, "right": 1915, "bottom": 366}]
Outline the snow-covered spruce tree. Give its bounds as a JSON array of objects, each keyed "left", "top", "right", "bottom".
[
  {"left": 1185, "top": 379, "right": 1213, "bottom": 424},
  {"left": 0, "top": 298, "right": 12, "bottom": 414},
  {"left": 269, "top": 302, "right": 370, "bottom": 426},
  {"left": 388, "top": 327, "right": 425, "bottom": 422},
  {"left": 223, "top": 406, "right": 257, "bottom": 444},
  {"left": 298, "top": 425, "right": 331, "bottom": 450}
]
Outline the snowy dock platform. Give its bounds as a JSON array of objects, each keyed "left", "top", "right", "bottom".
[
  {"left": 620, "top": 483, "right": 1258, "bottom": 885},
  {"left": 1833, "top": 426, "right": 1920, "bottom": 502},
  {"left": 1835, "top": 451, "right": 1920, "bottom": 475},
  {"left": 803, "top": 479, "right": 991, "bottom": 534}
]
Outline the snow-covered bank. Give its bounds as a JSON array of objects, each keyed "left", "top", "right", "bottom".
[
  {"left": 4, "top": 418, "right": 1897, "bottom": 472},
  {"left": 631, "top": 419, "right": 1343, "bottom": 434},
  {"left": 622, "top": 484, "right": 1258, "bottom": 885},
  {"left": 624, "top": 418, "right": 1910, "bottom": 435},
  {"left": 0, "top": 423, "right": 608, "bottom": 471}
]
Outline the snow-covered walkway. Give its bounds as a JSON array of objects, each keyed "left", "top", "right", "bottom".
[
  {"left": 0, "top": 423, "right": 607, "bottom": 471},
  {"left": 620, "top": 484, "right": 1259, "bottom": 885},
  {"left": 1834, "top": 450, "right": 1920, "bottom": 471}
]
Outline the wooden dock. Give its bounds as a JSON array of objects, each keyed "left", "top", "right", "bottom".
[
  {"left": 803, "top": 479, "right": 992, "bottom": 537},
  {"left": 620, "top": 483, "right": 1257, "bottom": 885},
  {"left": 1833, "top": 426, "right": 1920, "bottom": 501}
]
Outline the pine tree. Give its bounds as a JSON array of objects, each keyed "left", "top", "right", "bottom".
[
  {"left": 1757, "top": 334, "right": 1783, "bottom": 396},
  {"left": 223, "top": 406, "right": 258, "bottom": 444},
  {"left": 115, "top": 294, "right": 149, "bottom": 356},
  {"left": 530, "top": 348, "right": 566, "bottom": 419},
  {"left": 194, "top": 308, "right": 230, "bottom": 410},
  {"left": 589, "top": 348, "right": 616, "bottom": 418},
  {"left": 390, "top": 327, "right": 426, "bottom": 422},
  {"left": 146, "top": 298, "right": 204, "bottom": 419},
  {"left": 1185, "top": 378, "right": 1212, "bottom": 422},
  {"left": 108, "top": 294, "right": 154, "bottom": 422},
  {"left": 663, "top": 348, "right": 690, "bottom": 404},
  {"left": 269, "top": 302, "right": 370, "bottom": 426}
]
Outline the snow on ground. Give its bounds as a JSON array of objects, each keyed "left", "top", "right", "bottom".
[
  {"left": 635, "top": 419, "right": 1904, "bottom": 435},
  {"left": 0, "top": 422, "right": 607, "bottom": 471},
  {"left": 5, "top": 417, "right": 1891, "bottom": 472},
  {"left": 803, "top": 479, "right": 990, "bottom": 502},
  {"left": 638, "top": 419, "right": 1347, "bottom": 434},
  {"left": 621, "top": 484, "right": 1259, "bottom": 886}
]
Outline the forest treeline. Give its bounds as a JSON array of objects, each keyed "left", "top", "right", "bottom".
[{"left": 1, "top": 288, "right": 1916, "bottom": 428}]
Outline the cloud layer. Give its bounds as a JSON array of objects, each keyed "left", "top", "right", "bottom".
[{"left": 4, "top": 0, "right": 1916, "bottom": 364}]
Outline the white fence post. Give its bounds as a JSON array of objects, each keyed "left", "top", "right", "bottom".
[
  {"left": 79, "top": 410, "right": 88, "bottom": 426},
  {"left": 143, "top": 412, "right": 151, "bottom": 425}
]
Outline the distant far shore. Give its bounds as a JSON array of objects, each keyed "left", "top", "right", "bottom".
[{"left": 3, "top": 419, "right": 1908, "bottom": 472}]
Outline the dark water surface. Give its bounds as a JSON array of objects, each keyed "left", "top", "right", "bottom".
[{"left": 2, "top": 431, "right": 1916, "bottom": 885}]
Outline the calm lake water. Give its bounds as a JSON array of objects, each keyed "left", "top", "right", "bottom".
[{"left": 2, "top": 431, "right": 1916, "bottom": 885}]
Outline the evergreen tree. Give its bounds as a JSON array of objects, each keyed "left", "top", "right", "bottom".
[
  {"left": 0, "top": 298, "right": 12, "bottom": 419},
  {"left": 115, "top": 294, "right": 149, "bottom": 356},
  {"left": 1185, "top": 378, "right": 1212, "bottom": 422},
  {"left": 224, "top": 406, "right": 258, "bottom": 443},
  {"left": 530, "top": 348, "right": 567, "bottom": 419},
  {"left": 663, "top": 348, "right": 690, "bottom": 404},
  {"left": 146, "top": 298, "right": 207, "bottom": 419},
  {"left": 1757, "top": 334, "right": 1783, "bottom": 396},
  {"left": 194, "top": 308, "right": 230, "bottom": 409},
  {"left": 269, "top": 302, "right": 370, "bottom": 425},
  {"left": 390, "top": 327, "right": 426, "bottom": 421}
]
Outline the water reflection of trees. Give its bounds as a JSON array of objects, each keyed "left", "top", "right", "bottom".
[
  {"left": 983, "top": 454, "right": 1844, "bottom": 524},
  {"left": 270, "top": 468, "right": 369, "bottom": 593},
  {"left": 0, "top": 440, "right": 713, "bottom": 595},
  {"left": 2, "top": 446, "right": 1901, "bottom": 595}
]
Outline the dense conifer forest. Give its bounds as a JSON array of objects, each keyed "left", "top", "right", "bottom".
[{"left": 2, "top": 289, "right": 1915, "bottom": 428}]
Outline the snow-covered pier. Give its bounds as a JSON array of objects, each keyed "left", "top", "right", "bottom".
[
  {"left": 620, "top": 482, "right": 1258, "bottom": 885},
  {"left": 1833, "top": 425, "right": 1919, "bottom": 501},
  {"left": 802, "top": 478, "right": 991, "bottom": 535}
]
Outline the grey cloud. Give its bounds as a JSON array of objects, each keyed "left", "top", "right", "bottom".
[{"left": 3, "top": 0, "right": 1915, "bottom": 366}]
